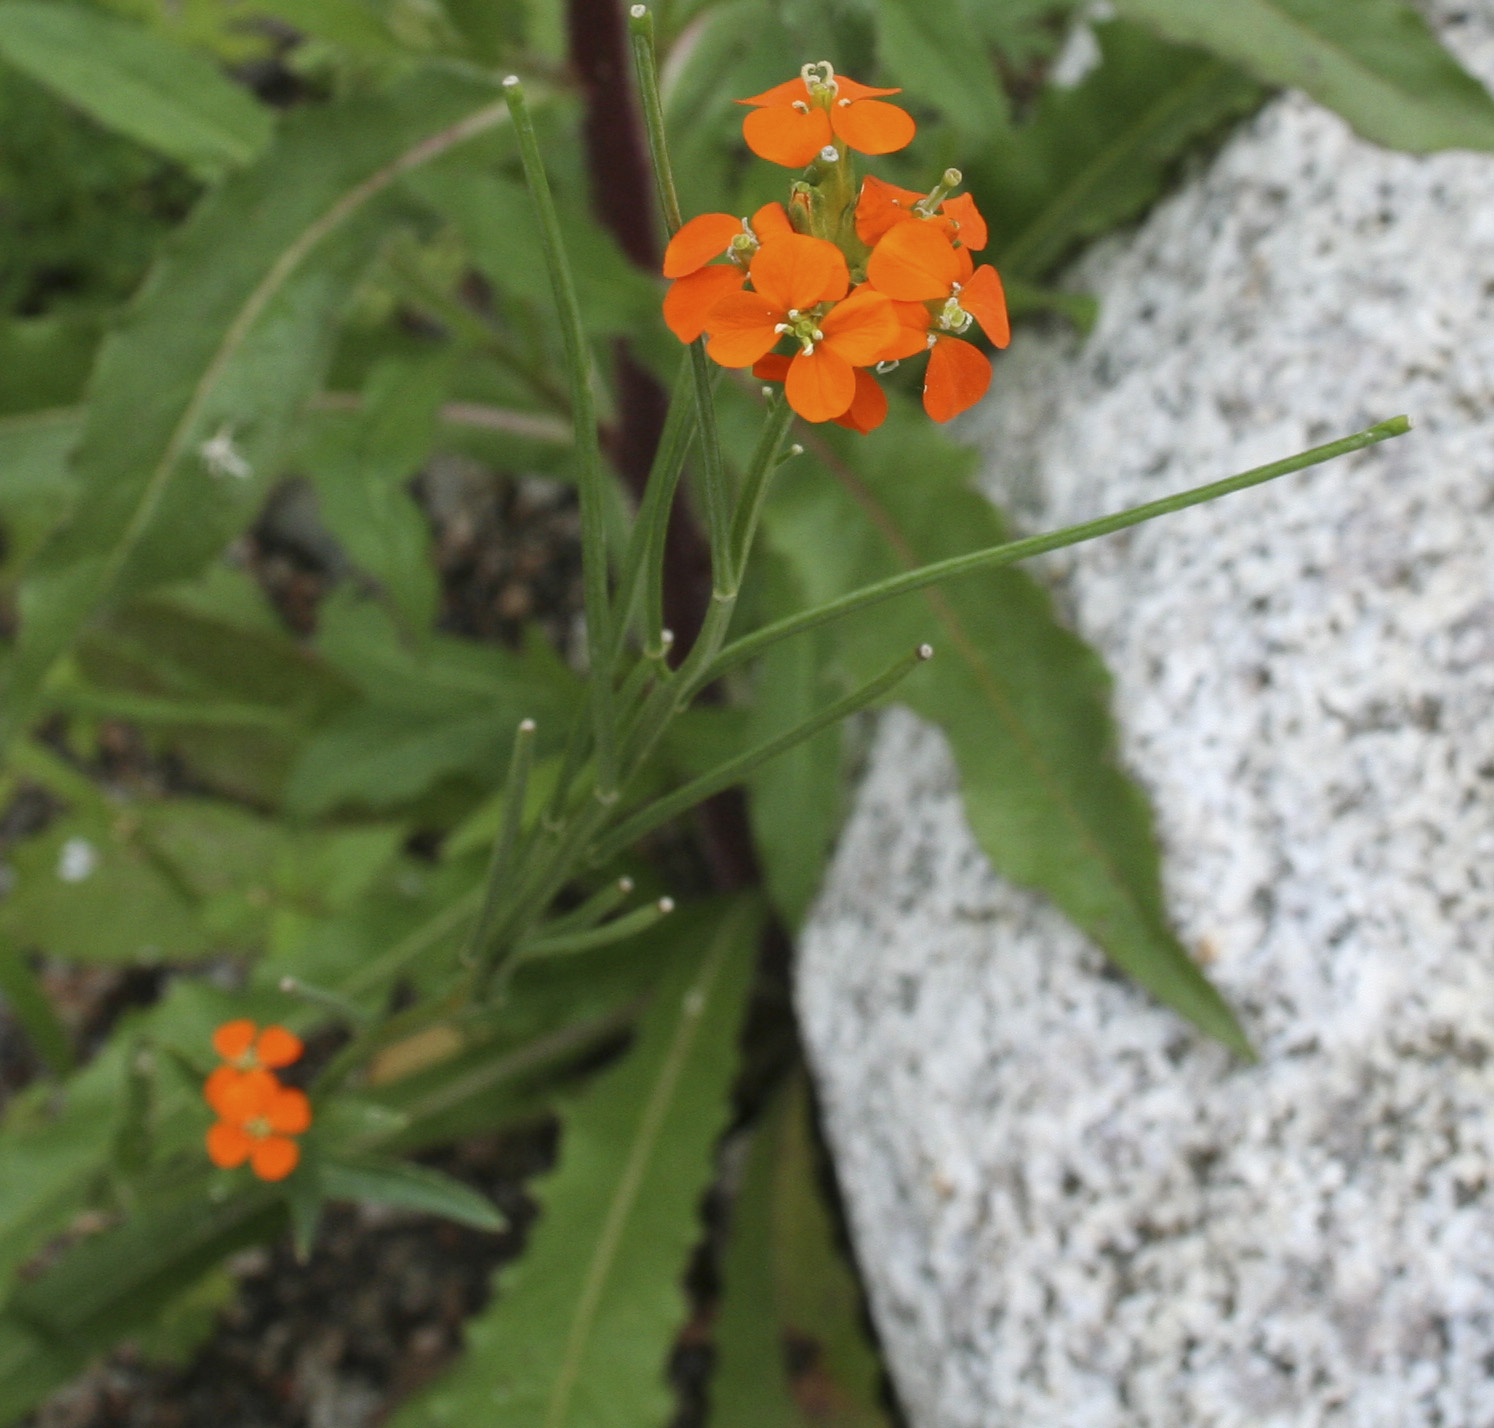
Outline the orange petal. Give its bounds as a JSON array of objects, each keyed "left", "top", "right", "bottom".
[
  {"left": 751, "top": 201, "right": 795, "bottom": 244},
  {"left": 251, "top": 1136, "right": 300, "bottom": 1182},
  {"left": 831, "top": 99, "right": 915, "bottom": 156},
  {"left": 867, "top": 220, "right": 961, "bottom": 302},
  {"left": 961, "top": 265, "right": 1010, "bottom": 348},
  {"left": 752, "top": 353, "right": 792, "bottom": 382},
  {"left": 954, "top": 243, "right": 974, "bottom": 284},
  {"left": 663, "top": 265, "right": 744, "bottom": 343},
  {"left": 941, "top": 192, "right": 987, "bottom": 251},
  {"left": 736, "top": 77, "right": 813, "bottom": 107},
  {"left": 207, "top": 1066, "right": 278, "bottom": 1122},
  {"left": 832, "top": 368, "right": 889, "bottom": 434},
  {"left": 855, "top": 174, "right": 924, "bottom": 247},
  {"left": 213, "top": 1019, "right": 256, "bottom": 1062},
  {"left": 255, "top": 1025, "right": 303, "bottom": 1069},
  {"left": 785, "top": 347, "right": 855, "bottom": 423},
  {"left": 819, "top": 286, "right": 899, "bottom": 367},
  {"left": 923, "top": 336, "right": 991, "bottom": 423},
  {"left": 882, "top": 300, "right": 933, "bottom": 361},
  {"left": 663, "top": 212, "right": 744, "bottom": 278},
  {"left": 704, "top": 290, "right": 785, "bottom": 367},
  {"left": 743, "top": 104, "right": 832, "bottom": 168},
  {"left": 749, "top": 233, "right": 847, "bottom": 312},
  {"left": 833, "top": 76, "right": 903, "bottom": 103},
  {"left": 207, "top": 1120, "right": 254, "bottom": 1168},
  {"left": 267, "top": 1085, "right": 312, "bottom": 1135}
]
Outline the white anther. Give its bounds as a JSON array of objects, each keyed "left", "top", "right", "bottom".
[
  {"left": 819, "top": 145, "right": 840, "bottom": 163},
  {"left": 802, "top": 341, "right": 816, "bottom": 355},
  {"left": 774, "top": 322, "right": 791, "bottom": 334},
  {"left": 838, "top": 97, "right": 851, "bottom": 107},
  {"left": 812, "top": 328, "right": 824, "bottom": 341},
  {"left": 926, "top": 333, "right": 937, "bottom": 350},
  {"left": 792, "top": 100, "right": 810, "bottom": 114},
  {"left": 788, "top": 443, "right": 804, "bottom": 457},
  {"left": 875, "top": 359, "right": 900, "bottom": 374},
  {"left": 761, "top": 385, "right": 774, "bottom": 397},
  {"left": 629, "top": 3, "right": 646, "bottom": 16},
  {"left": 502, "top": 74, "right": 520, "bottom": 87}
]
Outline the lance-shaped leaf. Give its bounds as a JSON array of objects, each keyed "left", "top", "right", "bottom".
[
  {"left": 0, "top": 2, "right": 273, "bottom": 175},
  {"left": 1114, "top": 0, "right": 1494, "bottom": 154},
  {"left": 0, "top": 71, "right": 515, "bottom": 755},
  {"left": 763, "top": 399, "right": 1249, "bottom": 1055},
  {"left": 970, "top": 20, "right": 1265, "bottom": 281},
  {"left": 712, "top": 1077, "right": 890, "bottom": 1428},
  {"left": 390, "top": 899, "right": 761, "bottom": 1428}
]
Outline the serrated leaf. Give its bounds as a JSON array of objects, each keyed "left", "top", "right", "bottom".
[
  {"left": 713, "top": 1077, "right": 889, "bottom": 1428},
  {"left": 763, "top": 399, "right": 1248, "bottom": 1054},
  {"left": 0, "top": 2, "right": 273, "bottom": 175},
  {"left": 1114, "top": 0, "right": 1494, "bottom": 153},
  {"left": 321, "top": 1157, "right": 506, "bottom": 1230},
  {"left": 970, "top": 19, "right": 1265, "bottom": 280},
  {"left": 0, "top": 71, "right": 516, "bottom": 755},
  {"left": 390, "top": 899, "right": 761, "bottom": 1428}
]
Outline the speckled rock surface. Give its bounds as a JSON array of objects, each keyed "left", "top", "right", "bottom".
[{"left": 796, "top": 7, "right": 1494, "bottom": 1426}]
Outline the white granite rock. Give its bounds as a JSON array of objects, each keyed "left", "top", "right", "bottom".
[{"left": 796, "top": 7, "right": 1494, "bottom": 1426}]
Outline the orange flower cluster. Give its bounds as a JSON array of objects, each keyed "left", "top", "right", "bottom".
[
  {"left": 203, "top": 1019, "right": 311, "bottom": 1182},
  {"left": 662, "top": 63, "right": 1009, "bottom": 431}
]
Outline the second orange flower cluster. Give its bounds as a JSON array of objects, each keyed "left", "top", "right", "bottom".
[
  {"left": 662, "top": 65, "right": 1010, "bottom": 432},
  {"left": 203, "top": 1019, "right": 312, "bottom": 1182}
]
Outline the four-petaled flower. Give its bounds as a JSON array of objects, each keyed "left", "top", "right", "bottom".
[
  {"left": 865, "top": 218, "right": 1010, "bottom": 423},
  {"left": 205, "top": 1066, "right": 312, "bottom": 1182},
  {"left": 704, "top": 233, "right": 898, "bottom": 423},
  {"left": 204, "top": 1019, "right": 311, "bottom": 1182},
  {"left": 738, "top": 63, "right": 914, "bottom": 168},
  {"left": 662, "top": 202, "right": 794, "bottom": 342},
  {"left": 855, "top": 173, "right": 988, "bottom": 251}
]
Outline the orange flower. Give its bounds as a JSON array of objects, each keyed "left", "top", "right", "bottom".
[
  {"left": 705, "top": 233, "right": 898, "bottom": 423},
  {"left": 738, "top": 63, "right": 915, "bottom": 169},
  {"left": 212, "top": 1018, "right": 303, "bottom": 1071},
  {"left": 864, "top": 219, "right": 1010, "bottom": 423},
  {"left": 855, "top": 174, "right": 988, "bottom": 251},
  {"left": 662, "top": 203, "right": 795, "bottom": 343},
  {"left": 752, "top": 354, "right": 889, "bottom": 434},
  {"left": 205, "top": 1065, "right": 312, "bottom": 1182}
]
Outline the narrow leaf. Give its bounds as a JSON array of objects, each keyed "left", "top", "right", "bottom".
[
  {"left": 971, "top": 20, "right": 1265, "bottom": 280},
  {"left": 1115, "top": 0, "right": 1494, "bottom": 153},
  {"left": 764, "top": 400, "right": 1249, "bottom": 1053},
  {"left": 321, "top": 1158, "right": 506, "bottom": 1231},
  {"left": 875, "top": 0, "right": 1009, "bottom": 141},
  {"left": 390, "top": 899, "right": 761, "bottom": 1428},
  {"left": 0, "top": 72, "right": 515, "bottom": 755},
  {"left": 0, "top": 2, "right": 273, "bottom": 174},
  {"left": 0, "top": 940, "right": 71, "bottom": 1074}
]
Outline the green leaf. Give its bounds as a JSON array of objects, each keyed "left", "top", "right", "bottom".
[
  {"left": 0, "top": 408, "right": 80, "bottom": 583},
  {"left": 970, "top": 20, "right": 1265, "bottom": 280},
  {"left": 0, "top": 940, "right": 72, "bottom": 1075},
  {"left": 0, "top": 2, "right": 273, "bottom": 175},
  {"left": 0, "top": 71, "right": 516, "bottom": 756},
  {"left": 320, "top": 1157, "right": 506, "bottom": 1230},
  {"left": 246, "top": 0, "right": 404, "bottom": 57},
  {"left": 763, "top": 400, "right": 1249, "bottom": 1054},
  {"left": 713, "top": 1077, "right": 890, "bottom": 1428},
  {"left": 300, "top": 354, "right": 446, "bottom": 633},
  {"left": 746, "top": 553, "right": 846, "bottom": 929},
  {"left": 1114, "top": 0, "right": 1494, "bottom": 153},
  {"left": 390, "top": 899, "right": 762, "bottom": 1428},
  {"left": 875, "top": 0, "right": 1009, "bottom": 141}
]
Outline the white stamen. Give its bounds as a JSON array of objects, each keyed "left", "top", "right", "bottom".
[
  {"left": 802, "top": 341, "right": 816, "bottom": 355},
  {"left": 812, "top": 328, "right": 824, "bottom": 341},
  {"left": 926, "top": 333, "right": 937, "bottom": 350},
  {"left": 792, "top": 100, "right": 810, "bottom": 114},
  {"left": 200, "top": 423, "right": 251, "bottom": 480},
  {"left": 787, "top": 308, "right": 800, "bottom": 318},
  {"left": 774, "top": 323, "right": 791, "bottom": 334},
  {"left": 838, "top": 97, "right": 851, "bottom": 107},
  {"left": 875, "top": 359, "right": 900, "bottom": 374},
  {"left": 819, "top": 145, "right": 840, "bottom": 163},
  {"left": 629, "top": 3, "right": 646, "bottom": 16}
]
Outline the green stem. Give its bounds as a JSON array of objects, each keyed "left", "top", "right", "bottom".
[
  {"left": 469, "top": 718, "right": 537, "bottom": 981},
  {"left": 0, "top": 937, "right": 72, "bottom": 1075},
  {"left": 726, "top": 394, "right": 797, "bottom": 589},
  {"left": 701, "top": 416, "right": 1412, "bottom": 686},
  {"left": 503, "top": 77, "right": 618, "bottom": 796},
  {"left": 613, "top": 356, "right": 695, "bottom": 659},
  {"left": 516, "top": 896, "right": 675, "bottom": 961},
  {"left": 277, "top": 976, "right": 371, "bottom": 1029},
  {"left": 533, "top": 875, "right": 636, "bottom": 938},
  {"left": 592, "top": 643, "right": 933, "bottom": 865},
  {"left": 627, "top": 6, "right": 732, "bottom": 597}
]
